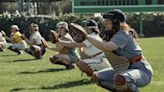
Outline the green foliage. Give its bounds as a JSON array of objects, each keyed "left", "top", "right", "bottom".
[
  {"left": 1, "top": 13, "right": 164, "bottom": 40},
  {"left": 0, "top": 37, "right": 164, "bottom": 92}
]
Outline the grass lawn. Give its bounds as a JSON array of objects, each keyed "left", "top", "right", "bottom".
[{"left": 0, "top": 37, "right": 164, "bottom": 92}]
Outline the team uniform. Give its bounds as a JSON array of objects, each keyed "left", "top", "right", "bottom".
[
  {"left": 25, "top": 31, "right": 46, "bottom": 59},
  {"left": 10, "top": 31, "right": 27, "bottom": 50},
  {"left": 81, "top": 33, "right": 112, "bottom": 72},
  {"left": 93, "top": 31, "right": 153, "bottom": 92},
  {"left": 0, "top": 32, "right": 8, "bottom": 51},
  {"left": 59, "top": 33, "right": 79, "bottom": 64}
]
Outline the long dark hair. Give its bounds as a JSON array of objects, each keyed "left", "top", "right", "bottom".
[{"left": 120, "top": 22, "right": 139, "bottom": 43}]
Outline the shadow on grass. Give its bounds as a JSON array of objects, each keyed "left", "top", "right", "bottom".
[
  {"left": 10, "top": 79, "right": 94, "bottom": 91},
  {"left": 13, "top": 59, "right": 36, "bottom": 62},
  {"left": 41, "top": 79, "right": 94, "bottom": 90},
  {"left": 1, "top": 54, "right": 18, "bottom": 57},
  {"left": 17, "top": 68, "right": 67, "bottom": 74}
]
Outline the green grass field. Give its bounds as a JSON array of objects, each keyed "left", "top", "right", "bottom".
[{"left": 0, "top": 37, "right": 164, "bottom": 92}]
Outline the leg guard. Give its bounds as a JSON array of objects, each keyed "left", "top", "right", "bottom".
[
  {"left": 76, "top": 60, "right": 94, "bottom": 76},
  {"left": 31, "top": 46, "right": 42, "bottom": 59},
  {"left": 113, "top": 75, "right": 133, "bottom": 92}
]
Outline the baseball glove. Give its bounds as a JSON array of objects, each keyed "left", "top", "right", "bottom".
[
  {"left": 49, "top": 30, "right": 59, "bottom": 43},
  {"left": 104, "top": 52, "right": 129, "bottom": 74},
  {"left": 69, "top": 23, "right": 87, "bottom": 43}
]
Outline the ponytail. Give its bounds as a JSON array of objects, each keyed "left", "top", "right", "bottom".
[{"left": 120, "top": 22, "right": 139, "bottom": 43}]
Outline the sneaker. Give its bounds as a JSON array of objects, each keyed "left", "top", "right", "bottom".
[{"left": 18, "top": 51, "right": 23, "bottom": 55}]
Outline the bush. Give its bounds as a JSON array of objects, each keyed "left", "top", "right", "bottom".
[{"left": 0, "top": 13, "right": 164, "bottom": 40}]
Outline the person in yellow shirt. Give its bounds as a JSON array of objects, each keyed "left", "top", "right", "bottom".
[{"left": 4, "top": 25, "right": 27, "bottom": 55}]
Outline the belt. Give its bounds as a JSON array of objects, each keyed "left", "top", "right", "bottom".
[
  {"left": 130, "top": 55, "right": 144, "bottom": 64},
  {"left": 88, "top": 52, "right": 102, "bottom": 58}
]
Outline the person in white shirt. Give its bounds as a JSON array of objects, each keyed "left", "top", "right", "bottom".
[
  {"left": 23, "top": 23, "right": 46, "bottom": 59},
  {"left": 48, "top": 22, "right": 80, "bottom": 69},
  {"left": 59, "top": 20, "right": 113, "bottom": 76},
  {"left": 0, "top": 31, "right": 8, "bottom": 52}
]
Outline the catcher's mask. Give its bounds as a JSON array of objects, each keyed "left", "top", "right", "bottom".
[
  {"left": 56, "top": 22, "right": 69, "bottom": 32},
  {"left": 103, "top": 9, "right": 126, "bottom": 32},
  {"left": 30, "top": 23, "right": 39, "bottom": 32},
  {"left": 85, "top": 20, "right": 100, "bottom": 34}
]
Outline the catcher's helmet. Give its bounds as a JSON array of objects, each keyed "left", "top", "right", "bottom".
[
  {"left": 103, "top": 9, "right": 125, "bottom": 32},
  {"left": 84, "top": 20, "right": 100, "bottom": 34},
  {"left": 103, "top": 9, "right": 125, "bottom": 22}
]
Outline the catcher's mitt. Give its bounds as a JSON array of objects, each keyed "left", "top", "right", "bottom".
[
  {"left": 69, "top": 23, "right": 87, "bottom": 43},
  {"left": 49, "top": 30, "right": 59, "bottom": 43},
  {"left": 104, "top": 52, "right": 129, "bottom": 74}
]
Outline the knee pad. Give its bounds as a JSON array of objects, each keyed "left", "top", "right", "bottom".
[
  {"left": 31, "top": 46, "right": 42, "bottom": 59},
  {"left": 76, "top": 61, "right": 94, "bottom": 76},
  {"left": 113, "top": 74, "right": 129, "bottom": 91},
  {"left": 91, "top": 73, "right": 100, "bottom": 84}
]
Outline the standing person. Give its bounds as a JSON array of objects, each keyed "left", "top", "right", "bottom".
[
  {"left": 23, "top": 23, "right": 46, "bottom": 59},
  {"left": 60, "top": 20, "right": 113, "bottom": 77},
  {"left": 82, "top": 9, "right": 153, "bottom": 92},
  {"left": 0, "top": 31, "right": 8, "bottom": 52},
  {"left": 48, "top": 22, "right": 79, "bottom": 69},
  {"left": 4, "top": 25, "right": 26, "bottom": 55}
]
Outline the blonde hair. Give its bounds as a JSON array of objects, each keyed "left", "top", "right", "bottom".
[{"left": 120, "top": 22, "right": 139, "bottom": 42}]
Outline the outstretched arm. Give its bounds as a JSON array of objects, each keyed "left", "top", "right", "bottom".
[
  {"left": 59, "top": 40, "right": 85, "bottom": 48},
  {"left": 86, "top": 35, "right": 118, "bottom": 52},
  {"left": 47, "top": 42, "right": 64, "bottom": 52},
  {"left": 22, "top": 34, "right": 36, "bottom": 46}
]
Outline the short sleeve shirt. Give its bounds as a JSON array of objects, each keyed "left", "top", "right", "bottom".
[
  {"left": 111, "top": 31, "right": 142, "bottom": 60},
  {"left": 83, "top": 33, "right": 103, "bottom": 56},
  {"left": 12, "top": 31, "right": 23, "bottom": 43},
  {"left": 30, "top": 31, "right": 42, "bottom": 45}
]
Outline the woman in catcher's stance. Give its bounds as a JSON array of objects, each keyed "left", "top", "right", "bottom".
[
  {"left": 0, "top": 31, "right": 8, "bottom": 52},
  {"left": 59, "top": 20, "right": 112, "bottom": 77},
  {"left": 48, "top": 22, "right": 79, "bottom": 69},
  {"left": 3, "top": 25, "right": 27, "bottom": 55},
  {"left": 23, "top": 23, "right": 46, "bottom": 59},
  {"left": 84, "top": 9, "right": 153, "bottom": 92}
]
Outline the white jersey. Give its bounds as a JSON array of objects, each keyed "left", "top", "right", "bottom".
[
  {"left": 82, "top": 33, "right": 112, "bottom": 71},
  {"left": 83, "top": 33, "right": 104, "bottom": 57},
  {"left": 0, "top": 33, "right": 8, "bottom": 49},
  {"left": 30, "top": 31, "right": 42, "bottom": 45}
]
